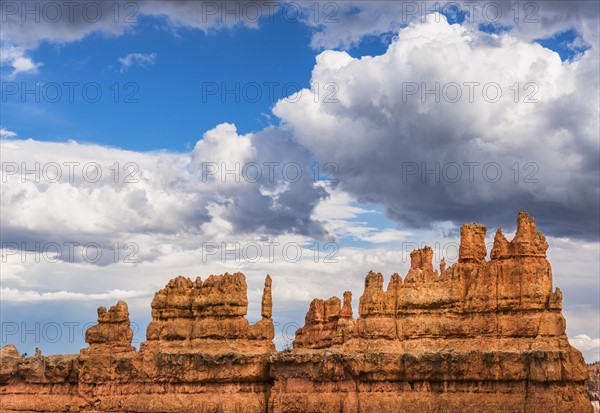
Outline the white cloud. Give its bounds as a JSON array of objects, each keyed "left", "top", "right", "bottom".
[
  {"left": 360, "top": 229, "right": 413, "bottom": 244},
  {"left": 138, "top": 0, "right": 268, "bottom": 33},
  {"left": 1, "top": 168, "right": 598, "bottom": 361},
  {"left": 0, "top": 44, "right": 42, "bottom": 78},
  {"left": 312, "top": 185, "right": 376, "bottom": 221},
  {"left": 0, "top": 128, "right": 17, "bottom": 138},
  {"left": 570, "top": 334, "right": 600, "bottom": 363},
  {"left": 2, "top": 1, "right": 597, "bottom": 52},
  {"left": 0, "top": 123, "right": 328, "bottom": 253},
  {"left": 312, "top": 185, "right": 413, "bottom": 244},
  {"left": 0, "top": 287, "right": 148, "bottom": 302},
  {"left": 118, "top": 52, "right": 157, "bottom": 72},
  {"left": 274, "top": 12, "right": 599, "bottom": 239}
]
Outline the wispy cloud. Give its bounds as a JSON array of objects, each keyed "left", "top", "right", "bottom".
[
  {"left": 0, "top": 44, "right": 42, "bottom": 79},
  {"left": 0, "top": 128, "right": 17, "bottom": 138},
  {"left": 118, "top": 52, "right": 157, "bottom": 73},
  {"left": 1, "top": 287, "right": 149, "bottom": 302}
]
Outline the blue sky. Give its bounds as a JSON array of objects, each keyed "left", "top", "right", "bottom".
[
  {"left": 3, "top": 13, "right": 314, "bottom": 150},
  {"left": 3, "top": 10, "right": 395, "bottom": 151},
  {"left": 1, "top": 1, "right": 599, "bottom": 361}
]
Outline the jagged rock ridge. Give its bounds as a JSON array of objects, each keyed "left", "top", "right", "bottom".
[{"left": 0, "top": 213, "right": 593, "bottom": 412}]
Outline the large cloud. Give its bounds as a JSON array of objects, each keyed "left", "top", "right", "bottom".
[
  {"left": 0, "top": 123, "right": 329, "bottom": 260},
  {"left": 274, "top": 13, "right": 600, "bottom": 239}
]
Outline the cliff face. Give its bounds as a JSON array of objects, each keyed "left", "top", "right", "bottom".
[{"left": 0, "top": 213, "right": 593, "bottom": 413}]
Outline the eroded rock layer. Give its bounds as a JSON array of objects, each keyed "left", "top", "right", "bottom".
[{"left": 0, "top": 213, "right": 593, "bottom": 412}]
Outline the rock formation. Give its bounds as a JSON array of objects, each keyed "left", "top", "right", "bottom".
[
  {"left": 0, "top": 213, "right": 593, "bottom": 412},
  {"left": 271, "top": 212, "right": 592, "bottom": 413},
  {"left": 1, "top": 273, "right": 275, "bottom": 413},
  {"left": 144, "top": 272, "right": 274, "bottom": 349},
  {"left": 293, "top": 292, "right": 355, "bottom": 349},
  {"left": 84, "top": 300, "right": 134, "bottom": 349}
]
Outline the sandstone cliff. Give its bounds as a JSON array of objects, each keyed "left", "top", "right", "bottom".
[{"left": 0, "top": 213, "right": 593, "bottom": 412}]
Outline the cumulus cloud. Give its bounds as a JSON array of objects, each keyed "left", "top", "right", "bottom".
[
  {"left": 118, "top": 52, "right": 156, "bottom": 72},
  {"left": 312, "top": 185, "right": 414, "bottom": 243},
  {"left": 0, "top": 1, "right": 277, "bottom": 51},
  {"left": 0, "top": 124, "right": 329, "bottom": 257},
  {"left": 2, "top": 1, "right": 597, "bottom": 51},
  {"left": 0, "top": 1, "right": 132, "bottom": 48},
  {"left": 570, "top": 334, "right": 600, "bottom": 363},
  {"left": 274, "top": 13, "right": 600, "bottom": 240},
  {"left": 138, "top": 0, "right": 275, "bottom": 33},
  {"left": 1, "top": 157, "right": 598, "bottom": 360}
]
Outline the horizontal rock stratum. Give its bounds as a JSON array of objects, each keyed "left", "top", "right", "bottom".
[{"left": 0, "top": 212, "right": 593, "bottom": 412}]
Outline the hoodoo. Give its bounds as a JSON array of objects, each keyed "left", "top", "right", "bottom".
[{"left": 0, "top": 213, "right": 593, "bottom": 412}]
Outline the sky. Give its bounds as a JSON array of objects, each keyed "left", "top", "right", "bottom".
[{"left": 0, "top": 0, "right": 599, "bottom": 362}]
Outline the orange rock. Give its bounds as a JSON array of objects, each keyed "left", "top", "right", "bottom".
[
  {"left": 490, "top": 227, "right": 511, "bottom": 260},
  {"left": 458, "top": 222, "right": 487, "bottom": 263},
  {"left": 294, "top": 293, "right": 357, "bottom": 349},
  {"left": 262, "top": 274, "right": 273, "bottom": 319},
  {"left": 405, "top": 246, "right": 435, "bottom": 282},
  {"left": 510, "top": 210, "right": 548, "bottom": 257},
  {"left": 440, "top": 258, "right": 447, "bottom": 275},
  {"left": 340, "top": 291, "right": 353, "bottom": 318},
  {"left": 84, "top": 300, "right": 133, "bottom": 348}
]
